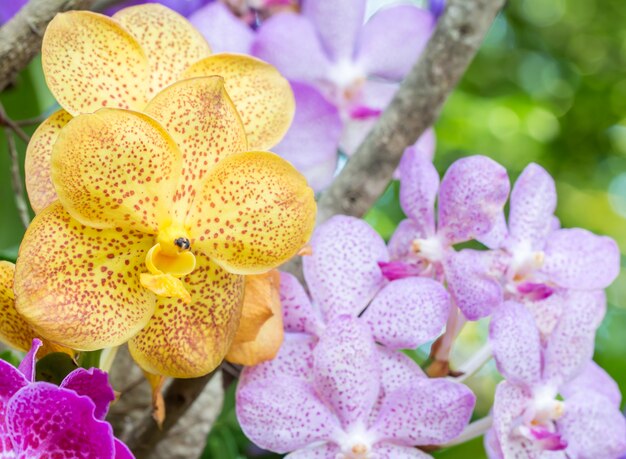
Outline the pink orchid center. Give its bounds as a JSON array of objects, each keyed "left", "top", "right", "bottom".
[
  {"left": 322, "top": 59, "right": 367, "bottom": 113},
  {"left": 507, "top": 243, "right": 545, "bottom": 282},
  {"left": 411, "top": 236, "right": 445, "bottom": 264},
  {"left": 336, "top": 425, "right": 374, "bottom": 459},
  {"left": 516, "top": 386, "right": 566, "bottom": 451}
]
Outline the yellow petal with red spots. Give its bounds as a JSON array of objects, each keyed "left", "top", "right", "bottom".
[
  {"left": 24, "top": 109, "right": 73, "bottom": 214},
  {"left": 144, "top": 76, "right": 247, "bottom": 218},
  {"left": 14, "top": 203, "right": 156, "bottom": 350},
  {"left": 180, "top": 54, "right": 295, "bottom": 150},
  {"left": 128, "top": 251, "right": 244, "bottom": 378},
  {"left": 114, "top": 4, "right": 212, "bottom": 98},
  {"left": 51, "top": 109, "right": 182, "bottom": 233},
  {"left": 42, "top": 11, "right": 149, "bottom": 115},
  {"left": 0, "top": 261, "right": 35, "bottom": 352},
  {"left": 226, "top": 270, "right": 283, "bottom": 366},
  {"left": 187, "top": 151, "right": 316, "bottom": 274}
]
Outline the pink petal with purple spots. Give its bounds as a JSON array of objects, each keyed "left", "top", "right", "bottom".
[
  {"left": 252, "top": 13, "right": 331, "bottom": 82},
  {"left": 542, "top": 228, "right": 620, "bottom": 290},
  {"left": 189, "top": 2, "right": 254, "bottom": 54},
  {"left": 560, "top": 360, "right": 622, "bottom": 407},
  {"left": 478, "top": 211, "right": 508, "bottom": 249},
  {"left": 272, "top": 82, "right": 342, "bottom": 192},
  {"left": 285, "top": 443, "right": 339, "bottom": 458},
  {"left": 508, "top": 163, "right": 557, "bottom": 249},
  {"left": 490, "top": 301, "right": 541, "bottom": 387},
  {"left": 388, "top": 219, "right": 423, "bottom": 262},
  {"left": 313, "top": 316, "right": 380, "bottom": 429},
  {"left": 303, "top": 216, "right": 388, "bottom": 320},
  {"left": 356, "top": 5, "right": 434, "bottom": 80},
  {"left": 7, "top": 383, "right": 115, "bottom": 458},
  {"left": 301, "top": 0, "right": 366, "bottom": 61},
  {"left": 524, "top": 289, "right": 566, "bottom": 339},
  {"left": 362, "top": 277, "right": 450, "bottom": 350},
  {"left": 378, "top": 260, "right": 424, "bottom": 281},
  {"left": 236, "top": 377, "right": 338, "bottom": 453},
  {"left": 0, "top": 360, "right": 27, "bottom": 457},
  {"left": 18, "top": 339, "right": 42, "bottom": 382},
  {"left": 373, "top": 378, "right": 475, "bottom": 446},
  {"left": 557, "top": 392, "right": 626, "bottom": 459},
  {"left": 437, "top": 156, "right": 510, "bottom": 244},
  {"left": 445, "top": 249, "right": 503, "bottom": 320},
  {"left": 394, "top": 128, "right": 437, "bottom": 180},
  {"left": 373, "top": 444, "right": 432, "bottom": 458},
  {"left": 377, "top": 347, "right": 425, "bottom": 397},
  {"left": 60, "top": 368, "right": 115, "bottom": 421},
  {"left": 279, "top": 272, "right": 319, "bottom": 334}
]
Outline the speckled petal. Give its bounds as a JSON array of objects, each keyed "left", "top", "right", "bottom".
[
  {"left": 356, "top": 5, "right": 434, "bottom": 80},
  {"left": 189, "top": 2, "right": 255, "bottom": 54},
  {"left": 542, "top": 228, "right": 620, "bottom": 290},
  {"left": 478, "top": 211, "right": 507, "bottom": 249},
  {"left": 437, "top": 156, "right": 510, "bottom": 244},
  {"left": 17, "top": 339, "right": 41, "bottom": 382},
  {"left": 129, "top": 251, "right": 244, "bottom": 378},
  {"left": 388, "top": 218, "right": 422, "bottom": 262},
  {"left": 285, "top": 444, "right": 340, "bottom": 458},
  {"left": 42, "top": 11, "right": 149, "bottom": 115},
  {"left": 398, "top": 142, "right": 439, "bottom": 235},
  {"left": 280, "top": 272, "right": 319, "bottom": 334},
  {"left": 508, "top": 163, "right": 556, "bottom": 248},
  {"left": 313, "top": 316, "right": 380, "bottom": 428},
  {"left": 489, "top": 301, "right": 541, "bottom": 387},
  {"left": 557, "top": 392, "right": 626, "bottom": 459},
  {"left": 114, "top": 4, "right": 211, "bottom": 97},
  {"left": 372, "top": 444, "right": 432, "bottom": 458},
  {"left": 378, "top": 347, "right": 425, "bottom": 397},
  {"left": 374, "top": 378, "right": 475, "bottom": 445},
  {"left": 542, "top": 290, "right": 606, "bottom": 386},
  {"left": 302, "top": 0, "right": 366, "bottom": 61},
  {"left": 524, "top": 289, "right": 566, "bottom": 338},
  {"left": 444, "top": 249, "right": 503, "bottom": 321},
  {"left": 181, "top": 54, "right": 295, "bottom": 150},
  {"left": 362, "top": 277, "right": 450, "bottom": 350},
  {"left": 14, "top": 203, "right": 156, "bottom": 350},
  {"left": 303, "top": 216, "right": 388, "bottom": 320},
  {"left": 144, "top": 76, "right": 248, "bottom": 217},
  {"left": 7, "top": 383, "right": 116, "bottom": 457},
  {"left": 187, "top": 151, "right": 316, "bottom": 275},
  {"left": 60, "top": 368, "right": 115, "bottom": 420},
  {"left": 560, "top": 360, "right": 622, "bottom": 407},
  {"left": 0, "top": 261, "right": 36, "bottom": 352},
  {"left": 236, "top": 376, "right": 338, "bottom": 453},
  {"left": 24, "top": 109, "right": 72, "bottom": 213},
  {"left": 272, "top": 82, "right": 342, "bottom": 192},
  {"left": 51, "top": 109, "right": 182, "bottom": 233},
  {"left": 0, "top": 359, "right": 27, "bottom": 456}
]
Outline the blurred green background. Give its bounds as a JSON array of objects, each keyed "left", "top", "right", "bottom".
[{"left": 1, "top": 0, "right": 625, "bottom": 457}]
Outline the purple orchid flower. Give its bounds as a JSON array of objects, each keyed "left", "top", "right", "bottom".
[
  {"left": 250, "top": 0, "right": 436, "bottom": 190},
  {"left": 0, "top": 0, "right": 27, "bottom": 25},
  {"left": 106, "top": 0, "right": 212, "bottom": 17},
  {"left": 237, "top": 315, "right": 475, "bottom": 457},
  {"left": 487, "top": 301, "right": 626, "bottom": 458},
  {"left": 0, "top": 339, "right": 133, "bottom": 458},
  {"left": 381, "top": 149, "right": 510, "bottom": 320},
  {"left": 447, "top": 162, "right": 620, "bottom": 320}
]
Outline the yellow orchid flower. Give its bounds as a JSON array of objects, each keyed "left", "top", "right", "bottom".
[
  {"left": 15, "top": 76, "right": 316, "bottom": 378},
  {"left": 0, "top": 261, "right": 70, "bottom": 357},
  {"left": 25, "top": 4, "right": 294, "bottom": 213}
]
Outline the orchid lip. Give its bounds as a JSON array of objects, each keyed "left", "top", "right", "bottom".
[{"left": 411, "top": 235, "right": 444, "bottom": 263}]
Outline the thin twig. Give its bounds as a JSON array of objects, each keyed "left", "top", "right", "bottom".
[
  {"left": 453, "top": 342, "right": 493, "bottom": 384},
  {"left": 2, "top": 116, "right": 30, "bottom": 228},
  {"left": 441, "top": 415, "right": 493, "bottom": 448},
  {"left": 0, "top": 103, "right": 30, "bottom": 144}
]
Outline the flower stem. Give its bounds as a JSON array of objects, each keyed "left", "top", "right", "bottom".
[
  {"left": 453, "top": 342, "right": 493, "bottom": 383},
  {"left": 442, "top": 415, "right": 493, "bottom": 448}
]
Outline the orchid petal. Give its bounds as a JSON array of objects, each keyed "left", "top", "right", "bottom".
[
  {"left": 279, "top": 272, "right": 318, "bottom": 334},
  {"left": 313, "top": 316, "right": 380, "bottom": 428},
  {"left": 557, "top": 392, "right": 626, "bottom": 459},
  {"left": 362, "top": 277, "right": 450, "bottom": 350},
  {"left": 524, "top": 289, "right": 566, "bottom": 339},
  {"left": 508, "top": 163, "right": 557, "bottom": 248},
  {"left": 542, "top": 228, "right": 620, "bottom": 290},
  {"left": 388, "top": 219, "right": 422, "bottom": 262},
  {"left": 24, "top": 109, "right": 72, "bottom": 213},
  {"left": 129, "top": 251, "right": 244, "bottom": 377},
  {"left": 286, "top": 444, "right": 340, "bottom": 458},
  {"left": 489, "top": 301, "right": 541, "bottom": 386},
  {"left": 395, "top": 128, "right": 436, "bottom": 180},
  {"left": 188, "top": 151, "right": 316, "bottom": 275},
  {"left": 115, "top": 439, "right": 135, "bottom": 459},
  {"left": 60, "top": 368, "right": 115, "bottom": 420},
  {"left": 51, "top": 109, "right": 182, "bottom": 233},
  {"left": 560, "top": 361, "right": 622, "bottom": 408},
  {"left": 302, "top": 0, "right": 366, "bottom": 62},
  {"left": 15, "top": 203, "right": 156, "bottom": 350},
  {"left": 7, "top": 383, "right": 115, "bottom": 457},
  {"left": 236, "top": 377, "right": 338, "bottom": 453},
  {"left": 0, "top": 261, "right": 37, "bottom": 352},
  {"left": 374, "top": 378, "right": 475, "bottom": 445},
  {"left": 114, "top": 4, "right": 211, "bottom": 97},
  {"left": 378, "top": 347, "right": 425, "bottom": 397},
  {"left": 372, "top": 444, "right": 432, "bottom": 458},
  {"left": 144, "top": 76, "right": 248, "bottom": 217},
  {"left": 437, "top": 156, "right": 510, "bottom": 244},
  {"left": 18, "top": 339, "right": 42, "bottom": 382},
  {"left": 356, "top": 5, "right": 434, "bottom": 80},
  {"left": 42, "top": 11, "right": 149, "bottom": 115},
  {"left": 272, "top": 82, "right": 342, "bottom": 192},
  {"left": 478, "top": 210, "right": 507, "bottom": 249},
  {"left": 303, "top": 216, "right": 388, "bottom": 320},
  {"left": 181, "top": 54, "right": 295, "bottom": 150},
  {"left": 189, "top": 2, "right": 255, "bottom": 54}
]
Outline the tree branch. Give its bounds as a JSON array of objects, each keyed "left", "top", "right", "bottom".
[
  {"left": 315, "top": 0, "right": 506, "bottom": 224},
  {"left": 0, "top": 0, "right": 96, "bottom": 91}
]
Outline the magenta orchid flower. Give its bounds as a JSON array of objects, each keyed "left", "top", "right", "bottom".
[
  {"left": 0, "top": 339, "right": 132, "bottom": 458},
  {"left": 448, "top": 163, "right": 620, "bottom": 320},
  {"left": 487, "top": 300, "right": 626, "bottom": 458},
  {"left": 237, "top": 315, "right": 475, "bottom": 458},
  {"left": 382, "top": 149, "right": 510, "bottom": 320},
  {"left": 250, "top": 0, "right": 436, "bottom": 190}
]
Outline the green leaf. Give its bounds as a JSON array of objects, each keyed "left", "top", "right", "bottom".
[
  {"left": 35, "top": 352, "right": 77, "bottom": 384},
  {"left": 0, "top": 350, "right": 21, "bottom": 367},
  {"left": 77, "top": 349, "right": 103, "bottom": 369}
]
